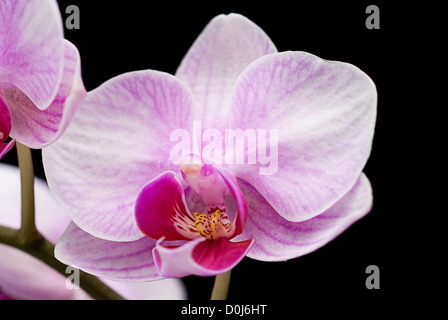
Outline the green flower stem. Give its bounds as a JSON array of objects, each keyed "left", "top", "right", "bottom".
[
  {"left": 210, "top": 270, "right": 232, "bottom": 300},
  {"left": 16, "top": 142, "right": 39, "bottom": 243},
  {"left": 0, "top": 143, "right": 124, "bottom": 300}
]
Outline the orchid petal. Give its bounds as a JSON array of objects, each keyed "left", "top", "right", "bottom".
[
  {"left": 0, "top": 243, "right": 91, "bottom": 300},
  {"left": 153, "top": 237, "right": 253, "bottom": 277},
  {"left": 5, "top": 40, "right": 85, "bottom": 148},
  {"left": 43, "top": 70, "right": 194, "bottom": 241},
  {"left": 135, "top": 171, "right": 200, "bottom": 241},
  {"left": 0, "top": 91, "right": 14, "bottom": 159},
  {"left": 233, "top": 173, "right": 372, "bottom": 261},
  {"left": 175, "top": 13, "right": 277, "bottom": 127},
  {"left": 0, "top": 0, "right": 64, "bottom": 110},
  {"left": 229, "top": 51, "right": 377, "bottom": 222},
  {"left": 55, "top": 223, "right": 161, "bottom": 281}
]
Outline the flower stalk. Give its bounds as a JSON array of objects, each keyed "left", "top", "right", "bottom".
[
  {"left": 210, "top": 270, "right": 232, "bottom": 300},
  {"left": 16, "top": 142, "right": 39, "bottom": 244}
]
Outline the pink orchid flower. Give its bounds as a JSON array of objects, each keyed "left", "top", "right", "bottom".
[
  {"left": 0, "top": 164, "right": 187, "bottom": 300},
  {"left": 42, "top": 14, "right": 376, "bottom": 279},
  {"left": 0, "top": 0, "right": 85, "bottom": 159}
]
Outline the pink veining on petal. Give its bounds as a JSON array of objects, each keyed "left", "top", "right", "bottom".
[
  {"left": 175, "top": 13, "right": 277, "bottom": 128},
  {"left": 233, "top": 173, "right": 373, "bottom": 261},
  {"left": 229, "top": 51, "right": 376, "bottom": 223},
  {"left": 55, "top": 223, "right": 161, "bottom": 281},
  {"left": 6, "top": 40, "right": 86, "bottom": 148},
  {"left": 43, "top": 70, "right": 195, "bottom": 242},
  {"left": 0, "top": 0, "right": 64, "bottom": 110}
]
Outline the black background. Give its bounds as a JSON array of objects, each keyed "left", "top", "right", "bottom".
[{"left": 1, "top": 0, "right": 426, "bottom": 308}]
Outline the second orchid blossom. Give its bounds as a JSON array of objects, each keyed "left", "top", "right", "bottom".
[
  {"left": 43, "top": 14, "right": 377, "bottom": 280},
  {"left": 0, "top": 0, "right": 85, "bottom": 159}
]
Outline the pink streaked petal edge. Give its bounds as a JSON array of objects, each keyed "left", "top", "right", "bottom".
[
  {"left": 55, "top": 223, "right": 161, "bottom": 282},
  {"left": 234, "top": 173, "right": 373, "bottom": 261},
  {"left": 7, "top": 40, "right": 86, "bottom": 148}
]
